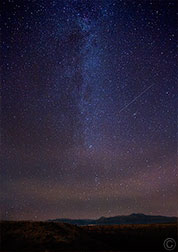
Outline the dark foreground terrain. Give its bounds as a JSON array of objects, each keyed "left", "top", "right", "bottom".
[{"left": 0, "top": 221, "right": 177, "bottom": 251}]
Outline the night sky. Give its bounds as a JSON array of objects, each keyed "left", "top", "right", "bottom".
[{"left": 1, "top": 0, "right": 177, "bottom": 221}]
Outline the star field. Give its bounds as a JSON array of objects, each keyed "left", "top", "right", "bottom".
[{"left": 1, "top": 0, "right": 177, "bottom": 220}]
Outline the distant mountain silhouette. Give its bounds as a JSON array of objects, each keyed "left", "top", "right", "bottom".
[{"left": 49, "top": 213, "right": 177, "bottom": 225}]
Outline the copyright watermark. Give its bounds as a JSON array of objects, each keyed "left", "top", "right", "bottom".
[{"left": 163, "top": 238, "right": 176, "bottom": 251}]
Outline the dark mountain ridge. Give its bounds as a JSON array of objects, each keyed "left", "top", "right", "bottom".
[{"left": 49, "top": 213, "right": 177, "bottom": 225}]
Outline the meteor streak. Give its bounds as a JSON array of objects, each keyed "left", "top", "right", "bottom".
[{"left": 118, "top": 83, "right": 155, "bottom": 114}]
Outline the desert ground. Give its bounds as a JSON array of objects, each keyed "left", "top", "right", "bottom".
[{"left": 0, "top": 221, "right": 177, "bottom": 251}]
